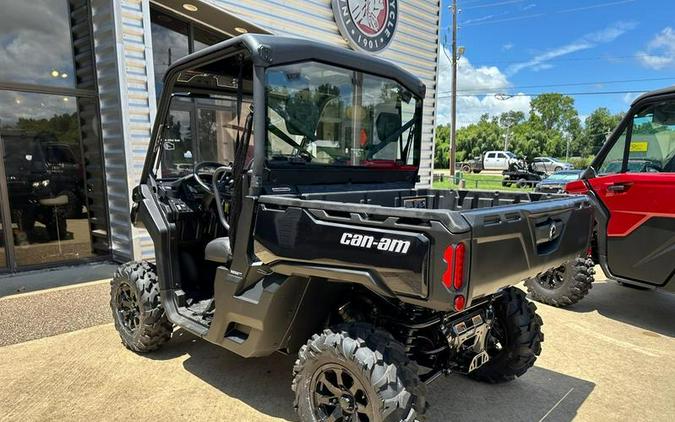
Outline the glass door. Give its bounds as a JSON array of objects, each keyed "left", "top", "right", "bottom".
[{"left": 0, "top": 133, "right": 13, "bottom": 271}]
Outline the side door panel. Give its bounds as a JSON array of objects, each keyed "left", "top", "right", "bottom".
[{"left": 588, "top": 173, "right": 675, "bottom": 286}]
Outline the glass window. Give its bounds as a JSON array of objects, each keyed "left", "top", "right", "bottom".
[
  {"left": 150, "top": 7, "right": 228, "bottom": 97},
  {"left": 0, "top": 0, "right": 78, "bottom": 88},
  {"left": 598, "top": 127, "right": 628, "bottom": 175},
  {"left": 158, "top": 95, "right": 253, "bottom": 178},
  {"left": 0, "top": 90, "right": 96, "bottom": 267},
  {"left": 626, "top": 101, "right": 675, "bottom": 173},
  {"left": 194, "top": 26, "right": 226, "bottom": 52},
  {"left": 265, "top": 62, "right": 421, "bottom": 168},
  {"left": 486, "top": 153, "right": 495, "bottom": 158},
  {"left": 151, "top": 9, "right": 190, "bottom": 96}
]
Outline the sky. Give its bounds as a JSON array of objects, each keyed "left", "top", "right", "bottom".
[{"left": 437, "top": 0, "right": 675, "bottom": 127}]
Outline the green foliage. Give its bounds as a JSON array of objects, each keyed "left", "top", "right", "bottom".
[
  {"left": 15, "top": 113, "right": 80, "bottom": 145},
  {"left": 569, "top": 156, "right": 594, "bottom": 170},
  {"left": 434, "top": 93, "right": 625, "bottom": 166},
  {"left": 579, "top": 107, "right": 624, "bottom": 156}
]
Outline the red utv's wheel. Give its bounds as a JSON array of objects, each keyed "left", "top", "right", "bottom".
[
  {"left": 293, "top": 323, "right": 427, "bottom": 422},
  {"left": 525, "top": 256, "right": 595, "bottom": 307},
  {"left": 469, "top": 287, "right": 543, "bottom": 383}
]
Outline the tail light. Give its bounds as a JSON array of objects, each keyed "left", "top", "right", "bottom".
[
  {"left": 442, "top": 242, "right": 466, "bottom": 290},
  {"left": 454, "top": 295, "right": 466, "bottom": 311}
]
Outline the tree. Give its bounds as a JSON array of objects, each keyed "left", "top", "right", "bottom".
[
  {"left": 498, "top": 111, "right": 525, "bottom": 151},
  {"left": 456, "top": 114, "right": 502, "bottom": 160},
  {"left": 530, "top": 93, "right": 579, "bottom": 133},
  {"left": 579, "top": 107, "right": 624, "bottom": 156},
  {"left": 434, "top": 124, "right": 450, "bottom": 168}
]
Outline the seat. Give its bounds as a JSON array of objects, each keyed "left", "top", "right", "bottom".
[{"left": 205, "top": 237, "right": 232, "bottom": 264}]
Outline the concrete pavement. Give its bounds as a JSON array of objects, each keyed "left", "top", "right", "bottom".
[{"left": 0, "top": 272, "right": 673, "bottom": 421}]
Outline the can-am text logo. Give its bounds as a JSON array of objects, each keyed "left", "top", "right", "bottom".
[
  {"left": 332, "top": 0, "right": 398, "bottom": 53},
  {"left": 340, "top": 232, "right": 411, "bottom": 254}
]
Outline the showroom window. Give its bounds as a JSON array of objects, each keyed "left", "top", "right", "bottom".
[
  {"left": 151, "top": 7, "right": 228, "bottom": 97},
  {"left": 0, "top": 0, "right": 108, "bottom": 271}
]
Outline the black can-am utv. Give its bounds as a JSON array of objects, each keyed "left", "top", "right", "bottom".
[{"left": 111, "top": 34, "right": 594, "bottom": 421}]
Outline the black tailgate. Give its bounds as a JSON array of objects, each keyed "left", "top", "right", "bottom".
[{"left": 460, "top": 195, "right": 594, "bottom": 300}]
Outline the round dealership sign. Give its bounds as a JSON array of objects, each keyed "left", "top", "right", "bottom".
[{"left": 332, "top": 0, "right": 399, "bottom": 53}]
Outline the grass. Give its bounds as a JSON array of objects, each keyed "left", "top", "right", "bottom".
[{"left": 432, "top": 172, "right": 534, "bottom": 192}]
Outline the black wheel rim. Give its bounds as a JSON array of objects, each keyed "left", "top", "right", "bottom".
[
  {"left": 116, "top": 283, "right": 141, "bottom": 334},
  {"left": 311, "top": 364, "right": 374, "bottom": 422},
  {"left": 537, "top": 265, "right": 566, "bottom": 290}
]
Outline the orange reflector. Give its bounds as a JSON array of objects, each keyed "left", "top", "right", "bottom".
[
  {"left": 454, "top": 295, "right": 465, "bottom": 311},
  {"left": 453, "top": 243, "right": 465, "bottom": 290}
]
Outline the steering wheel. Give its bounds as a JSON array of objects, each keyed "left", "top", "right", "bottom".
[
  {"left": 193, "top": 161, "right": 228, "bottom": 193},
  {"left": 643, "top": 162, "right": 663, "bottom": 173}
]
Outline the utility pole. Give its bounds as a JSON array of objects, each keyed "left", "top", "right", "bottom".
[{"left": 449, "top": 0, "right": 458, "bottom": 176}]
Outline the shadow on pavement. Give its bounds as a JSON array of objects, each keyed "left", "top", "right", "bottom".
[
  {"left": 428, "top": 367, "right": 594, "bottom": 422},
  {"left": 566, "top": 281, "right": 675, "bottom": 338},
  {"left": 149, "top": 330, "right": 594, "bottom": 422}
]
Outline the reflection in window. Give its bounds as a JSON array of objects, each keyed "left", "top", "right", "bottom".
[
  {"left": 266, "top": 62, "right": 421, "bottom": 168},
  {"left": 158, "top": 96, "right": 253, "bottom": 178},
  {"left": 0, "top": 91, "right": 94, "bottom": 267},
  {"left": 151, "top": 9, "right": 190, "bottom": 97},
  {"left": 150, "top": 7, "right": 227, "bottom": 97},
  {"left": 0, "top": 0, "right": 80, "bottom": 88}
]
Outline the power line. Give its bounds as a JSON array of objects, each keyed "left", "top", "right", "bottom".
[
  {"left": 452, "top": 53, "right": 657, "bottom": 66},
  {"left": 463, "top": 0, "right": 525, "bottom": 10},
  {"left": 460, "top": 0, "right": 641, "bottom": 27},
  {"left": 437, "top": 77, "right": 675, "bottom": 95},
  {"left": 437, "top": 89, "right": 649, "bottom": 98}
]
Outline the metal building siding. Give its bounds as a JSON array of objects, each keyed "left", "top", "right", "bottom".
[
  {"left": 99, "top": 0, "right": 439, "bottom": 260},
  {"left": 204, "top": 0, "right": 441, "bottom": 185},
  {"left": 92, "top": 0, "right": 156, "bottom": 260}
]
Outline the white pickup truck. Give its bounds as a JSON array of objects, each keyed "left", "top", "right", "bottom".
[{"left": 460, "top": 150, "right": 520, "bottom": 173}]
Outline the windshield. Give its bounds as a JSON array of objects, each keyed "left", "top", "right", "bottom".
[
  {"left": 265, "top": 62, "right": 422, "bottom": 168},
  {"left": 546, "top": 172, "right": 580, "bottom": 181}
]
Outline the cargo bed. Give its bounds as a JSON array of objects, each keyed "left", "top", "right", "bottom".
[{"left": 254, "top": 188, "right": 594, "bottom": 312}]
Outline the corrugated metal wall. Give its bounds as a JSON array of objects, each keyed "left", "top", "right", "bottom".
[
  {"left": 98, "top": 0, "right": 440, "bottom": 260},
  {"left": 91, "top": 0, "right": 156, "bottom": 261},
  {"left": 204, "top": 0, "right": 441, "bottom": 185}
]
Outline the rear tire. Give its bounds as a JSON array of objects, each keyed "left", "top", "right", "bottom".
[
  {"left": 525, "top": 257, "right": 595, "bottom": 307},
  {"left": 516, "top": 178, "right": 528, "bottom": 188},
  {"left": 293, "top": 323, "right": 427, "bottom": 422},
  {"left": 110, "top": 261, "right": 173, "bottom": 353},
  {"left": 461, "top": 164, "right": 471, "bottom": 173},
  {"left": 469, "top": 288, "right": 543, "bottom": 383}
]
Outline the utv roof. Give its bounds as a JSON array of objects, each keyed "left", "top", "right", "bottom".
[
  {"left": 632, "top": 86, "right": 675, "bottom": 105},
  {"left": 165, "top": 34, "right": 426, "bottom": 99}
]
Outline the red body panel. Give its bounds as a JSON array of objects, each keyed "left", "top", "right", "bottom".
[{"left": 586, "top": 173, "right": 675, "bottom": 237}]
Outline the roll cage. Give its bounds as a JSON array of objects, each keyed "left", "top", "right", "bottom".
[{"left": 142, "top": 34, "right": 427, "bottom": 194}]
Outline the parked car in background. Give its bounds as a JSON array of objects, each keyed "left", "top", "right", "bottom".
[
  {"left": 534, "top": 170, "right": 582, "bottom": 193},
  {"left": 460, "top": 150, "right": 520, "bottom": 173},
  {"left": 531, "top": 157, "right": 573, "bottom": 174}
]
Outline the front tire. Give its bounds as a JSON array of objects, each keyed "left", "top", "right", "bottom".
[
  {"left": 110, "top": 261, "right": 173, "bottom": 353},
  {"left": 525, "top": 257, "right": 595, "bottom": 307},
  {"left": 293, "top": 323, "right": 426, "bottom": 422},
  {"left": 469, "top": 288, "right": 543, "bottom": 383}
]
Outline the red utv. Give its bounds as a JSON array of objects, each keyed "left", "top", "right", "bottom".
[{"left": 526, "top": 87, "right": 675, "bottom": 306}]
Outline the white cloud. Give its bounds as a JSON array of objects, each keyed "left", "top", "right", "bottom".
[
  {"left": 507, "top": 21, "right": 637, "bottom": 75},
  {"left": 0, "top": 1, "right": 76, "bottom": 87},
  {"left": 637, "top": 27, "right": 675, "bottom": 70},
  {"left": 502, "top": 42, "right": 514, "bottom": 51},
  {"left": 437, "top": 48, "right": 531, "bottom": 127}
]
